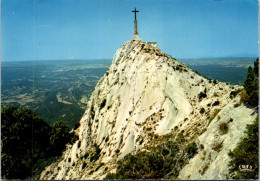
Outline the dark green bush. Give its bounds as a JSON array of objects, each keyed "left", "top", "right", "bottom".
[
  {"left": 185, "top": 142, "right": 198, "bottom": 158},
  {"left": 239, "top": 89, "right": 250, "bottom": 105},
  {"left": 105, "top": 150, "right": 171, "bottom": 179},
  {"left": 201, "top": 165, "right": 209, "bottom": 175},
  {"left": 212, "top": 100, "right": 220, "bottom": 106},
  {"left": 1, "top": 106, "right": 51, "bottom": 179},
  {"left": 198, "top": 91, "right": 207, "bottom": 101},
  {"left": 105, "top": 138, "right": 198, "bottom": 179},
  {"left": 90, "top": 144, "right": 101, "bottom": 162},
  {"left": 213, "top": 142, "right": 223, "bottom": 152},
  {"left": 244, "top": 57, "right": 259, "bottom": 107},
  {"left": 1, "top": 105, "right": 73, "bottom": 179},
  {"left": 200, "top": 108, "right": 205, "bottom": 114},
  {"left": 229, "top": 90, "right": 241, "bottom": 99},
  {"left": 100, "top": 99, "right": 107, "bottom": 110},
  {"left": 50, "top": 120, "right": 71, "bottom": 156},
  {"left": 219, "top": 122, "right": 229, "bottom": 134},
  {"left": 227, "top": 116, "right": 259, "bottom": 179}
]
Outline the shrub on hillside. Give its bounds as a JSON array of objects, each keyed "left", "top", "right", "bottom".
[
  {"left": 229, "top": 89, "right": 241, "bottom": 99},
  {"left": 198, "top": 90, "right": 207, "bottom": 101},
  {"left": 212, "top": 100, "right": 220, "bottom": 106},
  {"left": 185, "top": 142, "right": 198, "bottom": 158},
  {"left": 239, "top": 89, "right": 250, "bottom": 105},
  {"left": 106, "top": 151, "right": 165, "bottom": 179},
  {"left": 200, "top": 108, "right": 205, "bottom": 114},
  {"left": 1, "top": 105, "right": 73, "bottom": 179},
  {"left": 244, "top": 57, "right": 259, "bottom": 107},
  {"left": 219, "top": 122, "right": 229, "bottom": 135},
  {"left": 227, "top": 116, "right": 259, "bottom": 179},
  {"left": 1, "top": 106, "right": 51, "bottom": 179},
  {"left": 105, "top": 139, "right": 198, "bottom": 179},
  {"left": 213, "top": 142, "right": 223, "bottom": 152},
  {"left": 90, "top": 143, "right": 101, "bottom": 162},
  {"left": 50, "top": 120, "right": 72, "bottom": 156}
]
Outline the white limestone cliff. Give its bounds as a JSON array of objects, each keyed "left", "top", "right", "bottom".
[{"left": 40, "top": 39, "right": 257, "bottom": 180}]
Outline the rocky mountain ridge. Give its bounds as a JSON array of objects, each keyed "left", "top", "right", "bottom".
[{"left": 40, "top": 39, "right": 257, "bottom": 179}]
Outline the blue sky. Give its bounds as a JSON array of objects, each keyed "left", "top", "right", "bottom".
[{"left": 1, "top": 0, "right": 259, "bottom": 62}]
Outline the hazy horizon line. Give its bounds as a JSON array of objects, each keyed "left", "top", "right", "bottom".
[{"left": 1, "top": 56, "right": 258, "bottom": 63}]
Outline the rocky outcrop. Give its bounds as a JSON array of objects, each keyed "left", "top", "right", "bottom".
[{"left": 40, "top": 39, "right": 257, "bottom": 180}]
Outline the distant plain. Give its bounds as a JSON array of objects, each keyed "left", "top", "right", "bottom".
[{"left": 1, "top": 57, "right": 255, "bottom": 128}]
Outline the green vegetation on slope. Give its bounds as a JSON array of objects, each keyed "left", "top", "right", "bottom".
[
  {"left": 1, "top": 105, "right": 75, "bottom": 179},
  {"left": 105, "top": 133, "right": 198, "bottom": 179},
  {"left": 227, "top": 58, "right": 259, "bottom": 179},
  {"left": 244, "top": 57, "right": 259, "bottom": 107},
  {"left": 1, "top": 60, "right": 110, "bottom": 129},
  {"left": 35, "top": 90, "right": 84, "bottom": 128},
  {"left": 227, "top": 116, "right": 259, "bottom": 179}
]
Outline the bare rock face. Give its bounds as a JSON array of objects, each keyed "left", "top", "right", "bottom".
[{"left": 40, "top": 40, "right": 257, "bottom": 180}]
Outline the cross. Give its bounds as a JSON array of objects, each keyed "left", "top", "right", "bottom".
[{"left": 132, "top": 7, "right": 139, "bottom": 20}]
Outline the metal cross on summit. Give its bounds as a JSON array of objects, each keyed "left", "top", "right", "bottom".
[
  {"left": 132, "top": 7, "right": 140, "bottom": 40},
  {"left": 132, "top": 7, "right": 139, "bottom": 20}
]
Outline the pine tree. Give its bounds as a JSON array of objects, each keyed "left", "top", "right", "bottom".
[
  {"left": 1, "top": 105, "right": 73, "bottom": 179},
  {"left": 244, "top": 58, "right": 259, "bottom": 107},
  {"left": 254, "top": 57, "right": 259, "bottom": 76}
]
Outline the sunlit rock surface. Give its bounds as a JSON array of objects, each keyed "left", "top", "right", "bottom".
[{"left": 40, "top": 40, "right": 257, "bottom": 180}]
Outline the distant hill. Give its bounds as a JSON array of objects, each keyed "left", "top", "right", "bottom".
[
  {"left": 1, "top": 59, "right": 111, "bottom": 128},
  {"left": 180, "top": 57, "right": 255, "bottom": 85}
]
